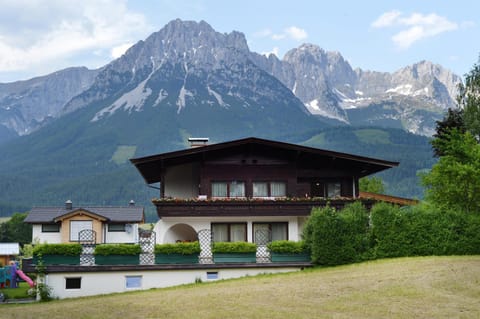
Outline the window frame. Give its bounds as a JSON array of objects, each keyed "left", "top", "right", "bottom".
[
  {"left": 69, "top": 220, "right": 93, "bottom": 242},
  {"left": 41, "top": 223, "right": 60, "bottom": 233},
  {"left": 125, "top": 275, "right": 142, "bottom": 289},
  {"left": 211, "top": 180, "right": 246, "bottom": 198},
  {"left": 108, "top": 223, "right": 126, "bottom": 232},
  {"left": 252, "top": 181, "right": 287, "bottom": 198},
  {"left": 211, "top": 222, "right": 247, "bottom": 242},
  {"left": 326, "top": 182, "right": 342, "bottom": 198},
  {"left": 65, "top": 277, "right": 82, "bottom": 289},
  {"left": 253, "top": 222, "right": 288, "bottom": 243}
]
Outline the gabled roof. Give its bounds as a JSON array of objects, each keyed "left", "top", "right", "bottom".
[
  {"left": 130, "top": 137, "right": 399, "bottom": 184},
  {"left": 24, "top": 206, "right": 144, "bottom": 224},
  {"left": 53, "top": 209, "right": 109, "bottom": 222}
]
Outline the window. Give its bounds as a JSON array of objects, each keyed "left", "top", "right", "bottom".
[
  {"left": 125, "top": 276, "right": 142, "bottom": 289},
  {"left": 253, "top": 223, "right": 288, "bottom": 243},
  {"left": 42, "top": 224, "right": 60, "bottom": 232},
  {"left": 212, "top": 181, "right": 245, "bottom": 198},
  {"left": 65, "top": 277, "right": 81, "bottom": 289},
  {"left": 206, "top": 272, "right": 218, "bottom": 280},
  {"left": 253, "top": 181, "right": 287, "bottom": 197},
  {"left": 327, "top": 183, "right": 341, "bottom": 198},
  {"left": 212, "top": 223, "right": 247, "bottom": 242},
  {"left": 70, "top": 220, "right": 93, "bottom": 241},
  {"left": 108, "top": 223, "right": 126, "bottom": 232},
  {"left": 253, "top": 182, "right": 268, "bottom": 197}
]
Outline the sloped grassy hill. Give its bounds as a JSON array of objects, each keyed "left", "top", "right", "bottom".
[{"left": 2, "top": 256, "right": 479, "bottom": 318}]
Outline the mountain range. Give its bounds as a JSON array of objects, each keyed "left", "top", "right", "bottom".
[{"left": 0, "top": 19, "right": 451, "bottom": 217}]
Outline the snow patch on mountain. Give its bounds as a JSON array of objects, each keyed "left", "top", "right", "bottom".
[
  {"left": 91, "top": 79, "right": 152, "bottom": 122},
  {"left": 154, "top": 89, "right": 168, "bottom": 106},
  {"left": 386, "top": 84, "right": 413, "bottom": 95},
  {"left": 207, "top": 86, "right": 228, "bottom": 108},
  {"left": 176, "top": 86, "right": 193, "bottom": 113},
  {"left": 306, "top": 99, "right": 348, "bottom": 123}
]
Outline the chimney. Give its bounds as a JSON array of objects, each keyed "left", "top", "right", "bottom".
[
  {"left": 129, "top": 200, "right": 135, "bottom": 206},
  {"left": 65, "top": 200, "right": 73, "bottom": 210},
  {"left": 188, "top": 137, "right": 209, "bottom": 148}
]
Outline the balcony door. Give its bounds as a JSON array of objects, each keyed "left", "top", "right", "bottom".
[{"left": 311, "top": 181, "right": 324, "bottom": 197}]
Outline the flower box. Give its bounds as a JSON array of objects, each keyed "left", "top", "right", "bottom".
[
  {"left": 270, "top": 252, "right": 310, "bottom": 262},
  {"left": 94, "top": 244, "right": 141, "bottom": 265},
  {"left": 213, "top": 252, "right": 257, "bottom": 263},
  {"left": 33, "top": 255, "right": 80, "bottom": 265},
  {"left": 95, "top": 255, "right": 140, "bottom": 265},
  {"left": 155, "top": 253, "right": 199, "bottom": 264}
]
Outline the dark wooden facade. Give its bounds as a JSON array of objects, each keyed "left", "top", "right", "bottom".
[{"left": 131, "top": 137, "right": 399, "bottom": 217}]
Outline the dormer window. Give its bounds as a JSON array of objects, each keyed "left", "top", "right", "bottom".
[{"left": 212, "top": 181, "right": 245, "bottom": 198}]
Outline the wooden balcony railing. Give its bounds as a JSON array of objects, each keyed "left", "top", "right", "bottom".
[{"left": 151, "top": 197, "right": 377, "bottom": 217}]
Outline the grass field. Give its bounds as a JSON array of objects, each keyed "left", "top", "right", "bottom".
[
  {"left": 1, "top": 256, "right": 479, "bottom": 318},
  {"left": 0, "top": 282, "right": 32, "bottom": 299}
]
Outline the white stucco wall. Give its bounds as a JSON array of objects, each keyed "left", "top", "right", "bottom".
[
  {"left": 154, "top": 216, "right": 303, "bottom": 244},
  {"left": 164, "top": 163, "right": 200, "bottom": 199},
  {"left": 32, "top": 225, "right": 62, "bottom": 243},
  {"left": 104, "top": 224, "right": 139, "bottom": 243},
  {"left": 45, "top": 267, "right": 302, "bottom": 299}
]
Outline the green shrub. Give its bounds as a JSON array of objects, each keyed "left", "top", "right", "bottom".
[
  {"left": 303, "top": 202, "right": 370, "bottom": 266},
  {"left": 154, "top": 241, "right": 201, "bottom": 255},
  {"left": 267, "top": 240, "right": 307, "bottom": 254},
  {"left": 212, "top": 242, "right": 257, "bottom": 253},
  {"left": 33, "top": 243, "right": 82, "bottom": 256},
  {"left": 94, "top": 244, "right": 141, "bottom": 256}
]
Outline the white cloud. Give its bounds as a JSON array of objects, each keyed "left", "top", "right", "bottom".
[
  {"left": 262, "top": 47, "right": 279, "bottom": 58},
  {"left": 0, "top": 0, "right": 149, "bottom": 74},
  {"left": 372, "top": 11, "right": 458, "bottom": 49},
  {"left": 254, "top": 26, "right": 307, "bottom": 41},
  {"left": 111, "top": 43, "right": 134, "bottom": 59},
  {"left": 284, "top": 26, "right": 308, "bottom": 41},
  {"left": 371, "top": 10, "right": 402, "bottom": 28}
]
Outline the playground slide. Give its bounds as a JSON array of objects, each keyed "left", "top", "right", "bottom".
[{"left": 15, "top": 269, "right": 35, "bottom": 288}]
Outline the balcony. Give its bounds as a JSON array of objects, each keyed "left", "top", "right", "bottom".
[{"left": 152, "top": 197, "right": 376, "bottom": 217}]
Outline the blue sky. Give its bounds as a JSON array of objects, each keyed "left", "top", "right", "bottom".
[{"left": 0, "top": 0, "right": 478, "bottom": 83}]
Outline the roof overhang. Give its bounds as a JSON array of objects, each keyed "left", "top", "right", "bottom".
[
  {"left": 53, "top": 209, "right": 109, "bottom": 222},
  {"left": 130, "top": 137, "right": 399, "bottom": 184}
]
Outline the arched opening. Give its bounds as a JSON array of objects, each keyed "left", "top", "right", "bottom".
[{"left": 163, "top": 223, "right": 198, "bottom": 243}]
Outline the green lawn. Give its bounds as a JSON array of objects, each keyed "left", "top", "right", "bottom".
[
  {"left": 1, "top": 256, "right": 479, "bottom": 318},
  {"left": 0, "top": 282, "right": 32, "bottom": 300}
]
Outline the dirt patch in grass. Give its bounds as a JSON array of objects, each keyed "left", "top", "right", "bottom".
[{"left": 1, "top": 256, "right": 479, "bottom": 318}]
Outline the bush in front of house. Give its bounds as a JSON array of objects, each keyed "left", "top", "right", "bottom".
[
  {"left": 303, "top": 202, "right": 371, "bottom": 266},
  {"left": 212, "top": 241, "right": 257, "bottom": 253},
  {"left": 154, "top": 241, "right": 201, "bottom": 255},
  {"left": 304, "top": 201, "right": 480, "bottom": 267},
  {"left": 33, "top": 243, "right": 82, "bottom": 256},
  {"left": 371, "top": 202, "right": 480, "bottom": 258},
  {"left": 94, "top": 244, "right": 141, "bottom": 256},
  {"left": 267, "top": 240, "right": 307, "bottom": 254}
]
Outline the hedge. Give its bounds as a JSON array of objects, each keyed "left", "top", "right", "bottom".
[
  {"left": 94, "top": 244, "right": 141, "bottom": 256},
  {"left": 33, "top": 243, "right": 82, "bottom": 256},
  {"left": 154, "top": 241, "right": 201, "bottom": 255},
  {"left": 267, "top": 240, "right": 307, "bottom": 254},
  {"left": 303, "top": 202, "right": 370, "bottom": 266},
  {"left": 304, "top": 201, "right": 480, "bottom": 266},
  {"left": 212, "top": 242, "right": 257, "bottom": 253}
]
